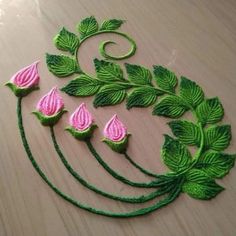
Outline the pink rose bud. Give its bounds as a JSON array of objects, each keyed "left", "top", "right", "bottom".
[
  {"left": 70, "top": 103, "right": 93, "bottom": 131},
  {"left": 103, "top": 115, "right": 130, "bottom": 153},
  {"left": 37, "top": 87, "right": 64, "bottom": 116},
  {"left": 6, "top": 61, "right": 40, "bottom": 97},
  {"left": 33, "top": 87, "right": 67, "bottom": 126},
  {"left": 66, "top": 103, "right": 97, "bottom": 141}
]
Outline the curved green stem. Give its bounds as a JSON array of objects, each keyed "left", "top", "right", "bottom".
[
  {"left": 50, "top": 126, "right": 171, "bottom": 203},
  {"left": 76, "top": 30, "right": 136, "bottom": 65},
  {"left": 17, "top": 97, "right": 183, "bottom": 218},
  {"left": 86, "top": 140, "right": 175, "bottom": 188},
  {"left": 123, "top": 153, "right": 160, "bottom": 178}
]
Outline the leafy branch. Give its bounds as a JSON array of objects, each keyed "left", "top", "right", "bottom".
[{"left": 45, "top": 17, "right": 235, "bottom": 202}]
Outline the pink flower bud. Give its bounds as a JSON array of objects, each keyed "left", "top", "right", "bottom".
[
  {"left": 70, "top": 103, "right": 93, "bottom": 131},
  {"left": 10, "top": 61, "right": 40, "bottom": 88},
  {"left": 36, "top": 87, "right": 64, "bottom": 116},
  {"left": 104, "top": 114, "right": 127, "bottom": 142},
  {"left": 66, "top": 103, "right": 97, "bottom": 140}
]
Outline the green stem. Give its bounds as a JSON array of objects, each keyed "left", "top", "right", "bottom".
[
  {"left": 76, "top": 30, "right": 136, "bottom": 63},
  {"left": 86, "top": 140, "right": 175, "bottom": 188},
  {"left": 50, "top": 126, "right": 171, "bottom": 203},
  {"left": 189, "top": 122, "right": 205, "bottom": 168},
  {"left": 123, "top": 153, "right": 160, "bottom": 178},
  {"left": 17, "top": 97, "right": 183, "bottom": 218}
]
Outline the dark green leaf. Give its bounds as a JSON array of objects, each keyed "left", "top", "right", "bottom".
[
  {"left": 93, "top": 84, "right": 128, "bottom": 107},
  {"left": 61, "top": 75, "right": 103, "bottom": 96},
  {"left": 153, "top": 66, "right": 178, "bottom": 92},
  {"left": 195, "top": 151, "right": 236, "bottom": 179},
  {"left": 126, "top": 87, "right": 160, "bottom": 109},
  {"left": 153, "top": 96, "right": 189, "bottom": 118},
  {"left": 53, "top": 27, "right": 79, "bottom": 55},
  {"left": 161, "top": 135, "right": 192, "bottom": 172},
  {"left": 94, "top": 59, "right": 124, "bottom": 82},
  {"left": 205, "top": 125, "right": 231, "bottom": 151},
  {"left": 77, "top": 16, "right": 98, "bottom": 39},
  {"left": 168, "top": 120, "right": 201, "bottom": 146},
  {"left": 100, "top": 19, "right": 124, "bottom": 30},
  {"left": 46, "top": 53, "right": 79, "bottom": 77},
  {"left": 180, "top": 76, "right": 204, "bottom": 107},
  {"left": 182, "top": 169, "right": 224, "bottom": 200},
  {"left": 125, "top": 63, "right": 152, "bottom": 85},
  {"left": 196, "top": 97, "right": 224, "bottom": 125}
]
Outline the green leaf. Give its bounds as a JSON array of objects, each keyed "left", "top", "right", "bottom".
[
  {"left": 100, "top": 19, "right": 124, "bottom": 30},
  {"left": 94, "top": 59, "right": 124, "bottom": 82},
  {"left": 182, "top": 169, "right": 224, "bottom": 200},
  {"left": 46, "top": 53, "right": 79, "bottom": 77},
  {"left": 61, "top": 75, "right": 103, "bottom": 96},
  {"left": 125, "top": 63, "right": 152, "bottom": 85},
  {"left": 180, "top": 77, "right": 204, "bottom": 107},
  {"left": 153, "top": 66, "right": 178, "bottom": 92},
  {"left": 93, "top": 84, "right": 128, "bottom": 107},
  {"left": 53, "top": 27, "right": 79, "bottom": 55},
  {"left": 153, "top": 96, "right": 189, "bottom": 118},
  {"left": 126, "top": 87, "right": 161, "bottom": 109},
  {"left": 205, "top": 125, "right": 231, "bottom": 151},
  {"left": 196, "top": 97, "right": 224, "bottom": 125},
  {"left": 195, "top": 151, "right": 236, "bottom": 179},
  {"left": 168, "top": 120, "right": 201, "bottom": 146},
  {"left": 77, "top": 16, "right": 98, "bottom": 39},
  {"left": 161, "top": 135, "right": 192, "bottom": 172}
]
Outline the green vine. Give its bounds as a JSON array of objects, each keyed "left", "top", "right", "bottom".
[
  {"left": 50, "top": 126, "right": 176, "bottom": 203},
  {"left": 17, "top": 97, "right": 183, "bottom": 217},
  {"left": 46, "top": 16, "right": 235, "bottom": 201},
  {"left": 6, "top": 17, "right": 235, "bottom": 218}
]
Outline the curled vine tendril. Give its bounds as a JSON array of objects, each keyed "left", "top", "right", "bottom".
[{"left": 76, "top": 30, "right": 137, "bottom": 66}]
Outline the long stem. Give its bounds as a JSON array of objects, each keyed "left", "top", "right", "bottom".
[
  {"left": 86, "top": 140, "right": 175, "bottom": 188},
  {"left": 17, "top": 97, "right": 182, "bottom": 218},
  {"left": 50, "top": 126, "right": 171, "bottom": 203},
  {"left": 123, "top": 153, "right": 160, "bottom": 178}
]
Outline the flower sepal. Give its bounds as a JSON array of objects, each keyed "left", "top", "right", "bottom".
[
  {"left": 103, "top": 134, "right": 130, "bottom": 154},
  {"left": 32, "top": 109, "right": 67, "bottom": 126},
  {"left": 5, "top": 82, "right": 39, "bottom": 97},
  {"left": 65, "top": 124, "right": 97, "bottom": 141}
]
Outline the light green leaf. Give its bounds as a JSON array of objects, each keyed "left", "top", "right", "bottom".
[
  {"left": 94, "top": 59, "right": 124, "bottom": 82},
  {"left": 125, "top": 63, "right": 152, "bottom": 85},
  {"left": 61, "top": 75, "right": 103, "bottom": 96},
  {"left": 53, "top": 27, "right": 79, "bottom": 55},
  {"left": 161, "top": 135, "right": 192, "bottom": 172},
  {"left": 205, "top": 125, "right": 231, "bottom": 151},
  {"left": 153, "top": 96, "right": 189, "bottom": 118},
  {"left": 46, "top": 53, "right": 79, "bottom": 77},
  {"left": 93, "top": 84, "right": 128, "bottom": 107},
  {"left": 196, "top": 97, "right": 224, "bottom": 125},
  {"left": 126, "top": 87, "right": 161, "bottom": 109},
  {"left": 182, "top": 169, "right": 224, "bottom": 200},
  {"left": 77, "top": 16, "right": 98, "bottom": 39},
  {"left": 180, "top": 77, "right": 204, "bottom": 107},
  {"left": 100, "top": 19, "right": 124, "bottom": 30},
  {"left": 153, "top": 66, "right": 178, "bottom": 92},
  {"left": 168, "top": 120, "right": 201, "bottom": 146},
  {"left": 195, "top": 151, "right": 236, "bottom": 179}
]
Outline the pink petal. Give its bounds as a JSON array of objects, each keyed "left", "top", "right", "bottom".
[
  {"left": 69, "top": 103, "right": 93, "bottom": 131},
  {"left": 104, "top": 114, "right": 127, "bottom": 142},
  {"left": 36, "top": 87, "right": 64, "bottom": 116},
  {"left": 11, "top": 61, "right": 40, "bottom": 88}
]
